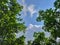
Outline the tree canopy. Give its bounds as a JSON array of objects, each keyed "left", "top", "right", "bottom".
[
  {"left": 34, "top": 0, "right": 60, "bottom": 45},
  {"left": 0, "top": 0, "right": 26, "bottom": 45}
]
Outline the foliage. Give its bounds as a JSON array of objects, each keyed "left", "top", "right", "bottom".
[
  {"left": 31, "top": 0, "right": 60, "bottom": 45},
  {"left": 15, "top": 35, "right": 26, "bottom": 45},
  {"left": 31, "top": 32, "right": 56, "bottom": 45},
  {"left": 0, "top": 0, "right": 26, "bottom": 45}
]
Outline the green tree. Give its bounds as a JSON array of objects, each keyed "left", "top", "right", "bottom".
[
  {"left": 15, "top": 35, "right": 26, "bottom": 45},
  {"left": 31, "top": 0, "right": 60, "bottom": 45},
  {"left": 32, "top": 32, "right": 56, "bottom": 45},
  {"left": 27, "top": 40, "right": 32, "bottom": 45},
  {"left": 32, "top": 32, "right": 45, "bottom": 45},
  {"left": 0, "top": 0, "right": 26, "bottom": 45}
]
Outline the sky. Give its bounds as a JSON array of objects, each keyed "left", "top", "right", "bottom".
[{"left": 17, "top": 0, "right": 56, "bottom": 42}]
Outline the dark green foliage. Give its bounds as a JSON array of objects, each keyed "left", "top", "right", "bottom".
[
  {"left": 15, "top": 35, "right": 25, "bottom": 45},
  {"left": 32, "top": 0, "right": 60, "bottom": 45},
  {"left": 32, "top": 32, "right": 45, "bottom": 45},
  {"left": 32, "top": 32, "right": 57, "bottom": 45},
  {"left": 0, "top": 0, "right": 26, "bottom": 45},
  {"left": 37, "top": 0, "right": 60, "bottom": 39}
]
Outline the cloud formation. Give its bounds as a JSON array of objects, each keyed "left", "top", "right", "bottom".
[
  {"left": 25, "top": 24, "right": 43, "bottom": 41},
  {"left": 26, "top": 24, "right": 43, "bottom": 31},
  {"left": 21, "top": 0, "right": 28, "bottom": 15},
  {"left": 19, "top": 0, "right": 37, "bottom": 17},
  {"left": 56, "top": 37, "right": 60, "bottom": 43},
  {"left": 25, "top": 24, "right": 50, "bottom": 41},
  {"left": 28, "top": 5, "right": 36, "bottom": 17}
]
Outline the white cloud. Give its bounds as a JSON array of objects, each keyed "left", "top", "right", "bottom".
[
  {"left": 21, "top": 0, "right": 27, "bottom": 15},
  {"left": 56, "top": 37, "right": 60, "bottom": 43},
  {"left": 16, "top": 31, "right": 24, "bottom": 38},
  {"left": 26, "top": 24, "right": 43, "bottom": 33},
  {"left": 25, "top": 24, "right": 50, "bottom": 41},
  {"left": 18, "top": 0, "right": 37, "bottom": 17},
  {"left": 28, "top": 5, "right": 36, "bottom": 17},
  {"left": 22, "top": 0, "right": 25, "bottom": 3},
  {"left": 27, "top": 24, "right": 34, "bottom": 29},
  {"left": 25, "top": 24, "right": 43, "bottom": 41}
]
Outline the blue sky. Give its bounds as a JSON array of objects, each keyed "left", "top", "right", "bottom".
[{"left": 17, "top": 0, "right": 55, "bottom": 42}]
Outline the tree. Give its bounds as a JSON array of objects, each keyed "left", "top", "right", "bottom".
[
  {"left": 15, "top": 35, "right": 26, "bottom": 45},
  {"left": 32, "top": 32, "right": 56, "bottom": 45},
  {"left": 32, "top": 32, "right": 45, "bottom": 45},
  {"left": 27, "top": 40, "right": 32, "bottom": 45},
  {"left": 0, "top": 0, "right": 26, "bottom": 45},
  {"left": 31, "top": 0, "right": 60, "bottom": 45}
]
